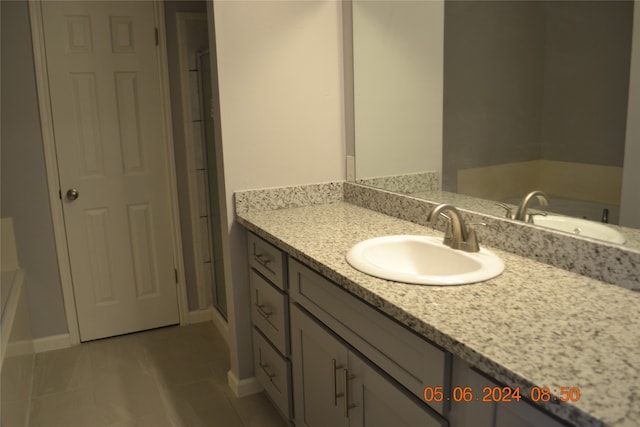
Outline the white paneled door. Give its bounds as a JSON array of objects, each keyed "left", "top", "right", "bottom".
[{"left": 41, "top": 1, "right": 179, "bottom": 341}]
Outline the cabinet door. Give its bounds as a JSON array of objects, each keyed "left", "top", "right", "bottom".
[
  {"left": 348, "top": 352, "right": 447, "bottom": 427},
  {"left": 494, "top": 399, "right": 565, "bottom": 427},
  {"left": 289, "top": 259, "right": 450, "bottom": 415},
  {"left": 449, "top": 357, "right": 565, "bottom": 427},
  {"left": 449, "top": 357, "right": 496, "bottom": 427},
  {"left": 291, "top": 305, "right": 349, "bottom": 427}
]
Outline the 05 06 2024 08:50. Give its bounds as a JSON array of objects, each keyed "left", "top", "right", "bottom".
[{"left": 423, "top": 386, "right": 581, "bottom": 404}]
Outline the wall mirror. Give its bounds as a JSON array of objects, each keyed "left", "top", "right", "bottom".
[{"left": 348, "top": 0, "right": 640, "bottom": 249}]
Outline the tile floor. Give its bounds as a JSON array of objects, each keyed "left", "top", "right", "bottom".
[{"left": 25, "top": 322, "right": 289, "bottom": 427}]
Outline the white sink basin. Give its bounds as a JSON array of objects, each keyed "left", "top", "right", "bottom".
[
  {"left": 346, "top": 235, "right": 504, "bottom": 286},
  {"left": 532, "top": 215, "right": 626, "bottom": 244}
]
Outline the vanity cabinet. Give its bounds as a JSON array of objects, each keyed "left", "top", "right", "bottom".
[
  {"left": 291, "top": 304, "right": 446, "bottom": 427},
  {"left": 448, "top": 356, "right": 566, "bottom": 427},
  {"left": 245, "top": 231, "right": 571, "bottom": 427},
  {"left": 290, "top": 304, "right": 349, "bottom": 427},
  {"left": 289, "top": 258, "right": 448, "bottom": 427},
  {"left": 247, "top": 233, "right": 292, "bottom": 420}
]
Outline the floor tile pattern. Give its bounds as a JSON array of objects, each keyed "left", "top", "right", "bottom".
[{"left": 26, "top": 322, "right": 288, "bottom": 427}]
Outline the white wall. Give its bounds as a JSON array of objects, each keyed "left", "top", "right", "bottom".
[
  {"left": 620, "top": 1, "right": 640, "bottom": 228},
  {"left": 213, "top": 0, "right": 345, "bottom": 385},
  {"left": 353, "top": 1, "right": 443, "bottom": 179},
  {"left": 0, "top": 0, "right": 68, "bottom": 339}
]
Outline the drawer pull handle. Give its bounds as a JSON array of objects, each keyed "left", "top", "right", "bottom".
[
  {"left": 254, "top": 253, "right": 271, "bottom": 267},
  {"left": 343, "top": 368, "right": 357, "bottom": 418},
  {"left": 256, "top": 303, "right": 273, "bottom": 319},
  {"left": 259, "top": 362, "right": 276, "bottom": 379},
  {"left": 331, "top": 359, "right": 344, "bottom": 406}
]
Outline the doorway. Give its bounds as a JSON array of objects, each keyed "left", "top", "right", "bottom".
[
  {"left": 197, "top": 50, "right": 228, "bottom": 319},
  {"left": 30, "top": 0, "right": 187, "bottom": 342},
  {"left": 172, "top": 9, "right": 227, "bottom": 323}
]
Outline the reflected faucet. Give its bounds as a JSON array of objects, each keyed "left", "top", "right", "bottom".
[
  {"left": 515, "top": 191, "right": 549, "bottom": 222},
  {"left": 427, "top": 204, "right": 481, "bottom": 252}
]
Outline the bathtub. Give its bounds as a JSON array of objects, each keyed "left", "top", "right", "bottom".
[
  {"left": 1, "top": 269, "right": 28, "bottom": 364},
  {"left": 502, "top": 196, "right": 620, "bottom": 224},
  {"left": 1, "top": 218, "right": 34, "bottom": 427}
]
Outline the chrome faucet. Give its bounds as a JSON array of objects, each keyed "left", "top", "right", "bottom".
[
  {"left": 515, "top": 190, "right": 549, "bottom": 222},
  {"left": 427, "top": 204, "right": 481, "bottom": 252}
]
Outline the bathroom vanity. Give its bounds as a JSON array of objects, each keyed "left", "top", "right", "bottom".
[{"left": 237, "top": 186, "right": 640, "bottom": 427}]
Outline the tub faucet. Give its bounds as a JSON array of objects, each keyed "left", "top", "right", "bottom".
[
  {"left": 427, "top": 204, "right": 480, "bottom": 252},
  {"left": 515, "top": 190, "right": 549, "bottom": 222}
]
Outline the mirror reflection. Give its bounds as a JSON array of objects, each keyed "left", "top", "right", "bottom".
[{"left": 352, "top": 0, "right": 640, "bottom": 247}]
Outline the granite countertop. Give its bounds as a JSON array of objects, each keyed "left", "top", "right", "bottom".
[{"left": 237, "top": 202, "right": 640, "bottom": 427}]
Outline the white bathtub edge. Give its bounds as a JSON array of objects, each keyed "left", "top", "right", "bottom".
[{"left": 1, "top": 269, "right": 25, "bottom": 366}]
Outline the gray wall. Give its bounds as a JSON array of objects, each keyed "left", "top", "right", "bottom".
[
  {"left": 443, "top": 1, "right": 545, "bottom": 190},
  {"left": 0, "top": 0, "right": 211, "bottom": 340},
  {"left": 1, "top": 0, "right": 68, "bottom": 339},
  {"left": 539, "top": 1, "right": 632, "bottom": 165},
  {"left": 443, "top": 1, "right": 632, "bottom": 192}
]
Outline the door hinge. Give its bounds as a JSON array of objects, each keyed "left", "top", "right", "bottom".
[
  {"left": 155, "top": 28, "right": 159, "bottom": 46},
  {"left": 174, "top": 268, "right": 178, "bottom": 284},
  {"left": 59, "top": 189, "right": 62, "bottom": 200}
]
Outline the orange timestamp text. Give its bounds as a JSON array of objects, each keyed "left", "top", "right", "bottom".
[{"left": 423, "top": 386, "right": 581, "bottom": 404}]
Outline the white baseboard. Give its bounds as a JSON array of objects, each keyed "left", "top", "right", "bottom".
[
  {"left": 185, "top": 306, "right": 228, "bottom": 344},
  {"left": 33, "top": 333, "right": 71, "bottom": 353},
  {"left": 186, "top": 307, "right": 213, "bottom": 324},
  {"left": 31, "top": 311, "right": 223, "bottom": 355},
  {"left": 227, "top": 370, "right": 263, "bottom": 398}
]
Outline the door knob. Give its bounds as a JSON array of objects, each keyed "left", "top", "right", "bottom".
[{"left": 66, "top": 188, "right": 80, "bottom": 201}]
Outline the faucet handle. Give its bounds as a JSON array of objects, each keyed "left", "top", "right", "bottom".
[
  {"left": 494, "top": 203, "right": 514, "bottom": 219},
  {"left": 460, "top": 222, "right": 486, "bottom": 252},
  {"left": 438, "top": 213, "right": 454, "bottom": 247},
  {"left": 526, "top": 212, "right": 547, "bottom": 224}
]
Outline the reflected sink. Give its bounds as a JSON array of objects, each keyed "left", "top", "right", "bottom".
[
  {"left": 346, "top": 235, "right": 504, "bottom": 286},
  {"left": 532, "top": 215, "right": 626, "bottom": 244}
]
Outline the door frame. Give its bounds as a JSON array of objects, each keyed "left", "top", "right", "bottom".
[
  {"left": 175, "top": 11, "right": 211, "bottom": 312},
  {"left": 28, "top": 0, "right": 189, "bottom": 346}
]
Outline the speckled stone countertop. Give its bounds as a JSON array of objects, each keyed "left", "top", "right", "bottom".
[{"left": 237, "top": 202, "right": 640, "bottom": 427}]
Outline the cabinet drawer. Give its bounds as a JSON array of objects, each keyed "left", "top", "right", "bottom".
[
  {"left": 253, "top": 328, "right": 292, "bottom": 420},
  {"left": 471, "top": 369, "right": 565, "bottom": 427},
  {"left": 289, "top": 259, "right": 450, "bottom": 416},
  {"left": 248, "top": 233, "right": 286, "bottom": 290},
  {"left": 250, "top": 270, "right": 289, "bottom": 355}
]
